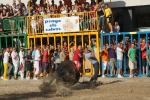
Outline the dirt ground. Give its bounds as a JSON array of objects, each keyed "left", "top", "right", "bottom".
[{"left": 0, "top": 77, "right": 150, "bottom": 100}]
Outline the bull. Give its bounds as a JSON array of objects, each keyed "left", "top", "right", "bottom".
[{"left": 39, "top": 60, "right": 80, "bottom": 96}]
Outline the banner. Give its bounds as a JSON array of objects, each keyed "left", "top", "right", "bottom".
[{"left": 44, "top": 17, "right": 79, "bottom": 33}]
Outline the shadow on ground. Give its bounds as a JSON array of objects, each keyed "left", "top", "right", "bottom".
[{"left": 0, "top": 92, "right": 54, "bottom": 100}]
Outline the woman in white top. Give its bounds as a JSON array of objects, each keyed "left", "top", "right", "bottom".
[
  {"left": 3, "top": 48, "right": 10, "bottom": 80},
  {"left": 11, "top": 48, "right": 19, "bottom": 79}
]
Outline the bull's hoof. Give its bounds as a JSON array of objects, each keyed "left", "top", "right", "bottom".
[
  {"left": 55, "top": 87, "right": 72, "bottom": 96},
  {"left": 39, "top": 82, "right": 50, "bottom": 94}
]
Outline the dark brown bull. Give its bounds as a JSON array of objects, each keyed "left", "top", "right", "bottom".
[{"left": 39, "top": 60, "right": 80, "bottom": 96}]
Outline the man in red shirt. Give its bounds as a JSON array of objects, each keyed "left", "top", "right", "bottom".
[
  {"left": 73, "top": 45, "right": 82, "bottom": 71},
  {"left": 42, "top": 46, "right": 49, "bottom": 77},
  {"left": 141, "top": 39, "right": 146, "bottom": 74}
]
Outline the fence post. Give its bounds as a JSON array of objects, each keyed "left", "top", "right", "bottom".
[{"left": 146, "top": 33, "right": 149, "bottom": 76}]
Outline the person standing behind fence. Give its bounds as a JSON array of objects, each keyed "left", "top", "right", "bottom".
[
  {"left": 42, "top": 46, "right": 49, "bottom": 77},
  {"left": 73, "top": 45, "right": 82, "bottom": 71},
  {"left": 116, "top": 43, "right": 125, "bottom": 78},
  {"left": 11, "top": 48, "right": 19, "bottom": 80},
  {"left": 25, "top": 49, "right": 33, "bottom": 80},
  {"left": 3, "top": 48, "right": 10, "bottom": 80},
  {"left": 19, "top": 47, "right": 25, "bottom": 80},
  {"left": 105, "top": 4, "right": 113, "bottom": 33},
  {"left": 59, "top": 48, "right": 66, "bottom": 63},
  {"left": 100, "top": 45, "right": 109, "bottom": 78},
  {"left": 146, "top": 45, "right": 150, "bottom": 68},
  {"left": 108, "top": 44, "right": 116, "bottom": 77},
  {"left": 140, "top": 39, "right": 147, "bottom": 74},
  {"left": 33, "top": 46, "right": 41, "bottom": 80},
  {"left": 128, "top": 43, "right": 137, "bottom": 78}
]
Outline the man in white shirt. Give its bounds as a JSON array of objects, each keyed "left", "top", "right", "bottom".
[
  {"left": 19, "top": 47, "right": 25, "bottom": 80},
  {"left": 3, "top": 48, "right": 10, "bottom": 80},
  {"left": 33, "top": 46, "right": 41, "bottom": 80},
  {"left": 11, "top": 48, "right": 19, "bottom": 80},
  {"left": 116, "top": 43, "right": 125, "bottom": 78}
]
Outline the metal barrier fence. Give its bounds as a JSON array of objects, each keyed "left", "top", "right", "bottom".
[
  {"left": 27, "top": 32, "right": 100, "bottom": 76},
  {"left": 101, "top": 31, "right": 150, "bottom": 77},
  {"left": 27, "top": 11, "right": 98, "bottom": 35},
  {"left": 0, "top": 34, "right": 27, "bottom": 76},
  {"left": 0, "top": 16, "right": 26, "bottom": 35}
]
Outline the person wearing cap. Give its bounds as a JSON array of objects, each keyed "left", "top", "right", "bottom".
[
  {"left": 84, "top": 47, "right": 99, "bottom": 89},
  {"left": 11, "top": 48, "right": 19, "bottom": 80},
  {"left": 19, "top": 47, "right": 25, "bottom": 80},
  {"left": 128, "top": 43, "right": 137, "bottom": 78}
]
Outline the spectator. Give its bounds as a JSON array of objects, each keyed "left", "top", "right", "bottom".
[
  {"left": 19, "top": 47, "right": 25, "bottom": 80},
  {"left": 114, "top": 22, "right": 120, "bottom": 32},
  {"left": 57, "top": 1, "right": 63, "bottom": 13},
  {"left": 108, "top": 44, "right": 116, "bottom": 77},
  {"left": 22, "top": 6, "right": 28, "bottom": 16},
  {"left": 141, "top": 39, "right": 146, "bottom": 74},
  {"left": 128, "top": 43, "right": 137, "bottom": 78},
  {"left": 0, "top": 9, "right": 9, "bottom": 19},
  {"left": 105, "top": 4, "right": 113, "bottom": 33},
  {"left": 146, "top": 45, "right": 150, "bottom": 66},
  {"left": 18, "top": 0, "right": 25, "bottom": 10},
  {"left": 100, "top": 45, "right": 109, "bottom": 78},
  {"left": 11, "top": 48, "right": 19, "bottom": 80},
  {"left": 69, "top": 47, "right": 74, "bottom": 60},
  {"left": 59, "top": 48, "right": 66, "bottom": 62},
  {"left": 42, "top": 45, "right": 49, "bottom": 77},
  {"left": 33, "top": 46, "right": 41, "bottom": 80},
  {"left": 3, "top": 48, "right": 10, "bottom": 80},
  {"left": 97, "top": 4, "right": 105, "bottom": 33},
  {"left": 116, "top": 43, "right": 125, "bottom": 78},
  {"left": 25, "top": 49, "right": 32, "bottom": 80},
  {"left": 73, "top": 45, "right": 82, "bottom": 71}
]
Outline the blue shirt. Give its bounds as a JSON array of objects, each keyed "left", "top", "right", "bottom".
[
  {"left": 85, "top": 52, "right": 98, "bottom": 64},
  {"left": 32, "top": 51, "right": 35, "bottom": 57}
]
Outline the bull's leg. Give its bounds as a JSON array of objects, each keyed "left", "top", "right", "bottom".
[
  {"left": 55, "top": 81, "right": 72, "bottom": 96},
  {"left": 39, "top": 75, "right": 56, "bottom": 93}
]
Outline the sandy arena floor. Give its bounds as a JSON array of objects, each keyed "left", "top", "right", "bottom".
[{"left": 0, "top": 77, "right": 150, "bottom": 100}]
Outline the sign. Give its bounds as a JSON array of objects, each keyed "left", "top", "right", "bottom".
[{"left": 44, "top": 17, "right": 79, "bottom": 33}]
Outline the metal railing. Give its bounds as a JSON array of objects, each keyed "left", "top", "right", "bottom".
[
  {"left": 101, "top": 31, "right": 150, "bottom": 77},
  {"left": 0, "top": 16, "right": 26, "bottom": 35},
  {"left": 27, "top": 11, "right": 98, "bottom": 35}
]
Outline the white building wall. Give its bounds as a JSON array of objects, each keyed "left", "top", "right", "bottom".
[{"left": 1, "top": 0, "right": 150, "bottom": 7}]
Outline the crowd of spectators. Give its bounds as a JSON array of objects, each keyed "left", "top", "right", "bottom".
[
  {"left": 1, "top": 36, "right": 150, "bottom": 80},
  {"left": 0, "top": 0, "right": 121, "bottom": 33}
]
